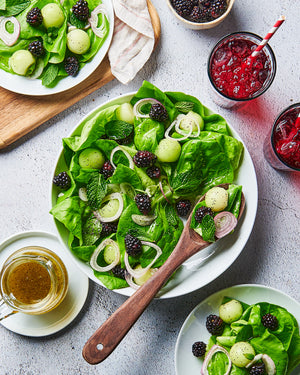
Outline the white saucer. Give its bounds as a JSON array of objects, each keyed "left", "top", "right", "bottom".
[{"left": 0, "top": 231, "right": 89, "bottom": 337}]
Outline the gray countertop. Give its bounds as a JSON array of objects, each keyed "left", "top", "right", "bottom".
[{"left": 0, "top": 0, "right": 299, "bottom": 374}]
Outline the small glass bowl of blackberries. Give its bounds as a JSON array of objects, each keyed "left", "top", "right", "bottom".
[{"left": 166, "top": 0, "right": 235, "bottom": 30}]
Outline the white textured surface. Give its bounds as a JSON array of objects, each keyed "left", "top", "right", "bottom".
[{"left": 0, "top": 0, "right": 299, "bottom": 374}]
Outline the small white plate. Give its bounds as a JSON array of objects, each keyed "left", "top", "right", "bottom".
[
  {"left": 175, "top": 284, "right": 300, "bottom": 375},
  {"left": 0, "top": 0, "right": 114, "bottom": 96},
  {"left": 0, "top": 231, "right": 89, "bottom": 337},
  {"left": 51, "top": 93, "right": 258, "bottom": 299}
]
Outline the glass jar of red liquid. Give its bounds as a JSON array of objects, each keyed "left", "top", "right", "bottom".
[
  {"left": 208, "top": 32, "right": 276, "bottom": 108},
  {"left": 264, "top": 103, "right": 300, "bottom": 171}
]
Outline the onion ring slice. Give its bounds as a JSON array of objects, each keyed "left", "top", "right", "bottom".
[
  {"left": 90, "top": 239, "right": 120, "bottom": 272},
  {"left": 214, "top": 211, "right": 237, "bottom": 239},
  {"left": 201, "top": 345, "right": 232, "bottom": 375},
  {"left": 110, "top": 146, "right": 134, "bottom": 170},
  {"left": 133, "top": 98, "right": 160, "bottom": 119},
  {"left": 88, "top": 4, "right": 108, "bottom": 38},
  {"left": 93, "top": 193, "right": 123, "bottom": 223},
  {"left": 0, "top": 16, "right": 20, "bottom": 47},
  {"left": 165, "top": 114, "right": 193, "bottom": 141},
  {"left": 124, "top": 241, "right": 162, "bottom": 279}
]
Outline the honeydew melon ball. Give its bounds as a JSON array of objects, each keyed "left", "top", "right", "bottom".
[
  {"left": 79, "top": 148, "right": 105, "bottom": 169},
  {"left": 116, "top": 103, "right": 134, "bottom": 124},
  {"left": 205, "top": 187, "right": 228, "bottom": 212},
  {"left": 67, "top": 29, "right": 90, "bottom": 54},
  {"left": 10, "top": 50, "right": 35, "bottom": 75},
  {"left": 103, "top": 244, "right": 119, "bottom": 265},
  {"left": 41, "top": 3, "right": 65, "bottom": 29},
  {"left": 229, "top": 342, "right": 256, "bottom": 367},
  {"left": 155, "top": 138, "right": 181, "bottom": 162},
  {"left": 179, "top": 111, "right": 204, "bottom": 132},
  {"left": 98, "top": 199, "right": 119, "bottom": 219},
  {"left": 133, "top": 266, "right": 156, "bottom": 286},
  {"left": 219, "top": 299, "right": 243, "bottom": 323}
]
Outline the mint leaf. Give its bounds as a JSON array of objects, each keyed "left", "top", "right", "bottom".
[
  {"left": 69, "top": 12, "right": 86, "bottom": 29},
  {"left": 87, "top": 172, "right": 107, "bottom": 210},
  {"left": 82, "top": 214, "right": 102, "bottom": 246},
  {"left": 201, "top": 215, "right": 216, "bottom": 242},
  {"left": 244, "top": 353, "right": 255, "bottom": 360},
  {"left": 0, "top": 0, "right": 30, "bottom": 16},
  {"left": 175, "top": 101, "right": 194, "bottom": 114},
  {"left": 105, "top": 120, "right": 134, "bottom": 143},
  {"left": 42, "top": 64, "right": 59, "bottom": 87}
]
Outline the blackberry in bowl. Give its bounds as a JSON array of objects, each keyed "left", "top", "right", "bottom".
[{"left": 167, "top": 0, "right": 235, "bottom": 30}]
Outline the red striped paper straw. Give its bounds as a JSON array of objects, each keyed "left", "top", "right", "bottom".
[{"left": 251, "top": 15, "right": 286, "bottom": 58}]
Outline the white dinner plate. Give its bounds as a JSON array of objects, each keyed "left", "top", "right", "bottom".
[
  {"left": 0, "top": 231, "right": 89, "bottom": 337},
  {"left": 50, "top": 93, "right": 258, "bottom": 299},
  {"left": 0, "top": 0, "right": 114, "bottom": 96},
  {"left": 175, "top": 284, "right": 300, "bottom": 375}
]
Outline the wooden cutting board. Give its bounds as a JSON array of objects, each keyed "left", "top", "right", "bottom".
[{"left": 0, "top": 0, "right": 160, "bottom": 149}]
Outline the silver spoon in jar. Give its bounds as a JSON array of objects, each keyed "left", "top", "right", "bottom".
[{"left": 82, "top": 183, "right": 245, "bottom": 364}]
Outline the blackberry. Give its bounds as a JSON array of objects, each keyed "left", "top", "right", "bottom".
[
  {"left": 199, "top": 0, "right": 211, "bottom": 7},
  {"left": 146, "top": 166, "right": 161, "bottom": 179},
  {"left": 192, "top": 341, "right": 206, "bottom": 357},
  {"left": 210, "top": 0, "right": 227, "bottom": 19},
  {"left": 101, "top": 222, "right": 118, "bottom": 237},
  {"left": 261, "top": 313, "right": 279, "bottom": 331},
  {"left": 26, "top": 7, "right": 43, "bottom": 27},
  {"left": 72, "top": 0, "right": 90, "bottom": 22},
  {"left": 176, "top": 200, "right": 192, "bottom": 217},
  {"left": 149, "top": 103, "right": 169, "bottom": 122},
  {"left": 189, "top": 5, "right": 212, "bottom": 22},
  {"left": 53, "top": 172, "right": 71, "bottom": 190},
  {"left": 124, "top": 234, "right": 142, "bottom": 257},
  {"left": 64, "top": 56, "right": 79, "bottom": 77},
  {"left": 171, "top": 0, "right": 194, "bottom": 17},
  {"left": 100, "top": 161, "right": 115, "bottom": 179},
  {"left": 135, "top": 193, "right": 151, "bottom": 215},
  {"left": 249, "top": 363, "right": 266, "bottom": 375},
  {"left": 133, "top": 150, "right": 157, "bottom": 168},
  {"left": 195, "top": 206, "right": 214, "bottom": 223},
  {"left": 28, "top": 40, "right": 44, "bottom": 57},
  {"left": 206, "top": 314, "right": 224, "bottom": 335},
  {"left": 111, "top": 265, "right": 126, "bottom": 280}
]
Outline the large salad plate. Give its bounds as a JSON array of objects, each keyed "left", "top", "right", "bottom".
[
  {"left": 50, "top": 93, "right": 258, "bottom": 299},
  {"left": 0, "top": 0, "right": 114, "bottom": 96},
  {"left": 175, "top": 284, "right": 300, "bottom": 374}
]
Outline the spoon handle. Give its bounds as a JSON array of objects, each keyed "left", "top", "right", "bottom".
[{"left": 82, "top": 236, "right": 206, "bottom": 364}]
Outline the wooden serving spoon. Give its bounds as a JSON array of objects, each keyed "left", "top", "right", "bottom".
[{"left": 82, "top": 183, "right": 245, "bottom": 364}]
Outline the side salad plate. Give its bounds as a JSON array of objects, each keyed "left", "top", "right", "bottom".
[
  {"left": 50, "top": 81, "right": 258, "bottom": 299},
  {"left": 0, "top": 0, "right": 114, "bottom": 95},
  {"left": 175, "top": 284, "right": 300, "bottom": 375}
]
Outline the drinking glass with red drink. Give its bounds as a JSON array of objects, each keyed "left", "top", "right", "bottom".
[
  {"left": 264, "top": 103, "right": 300, "bottom": 171},
  {"left": 208, "top": 32, "right": 276, "bottom": 108}
]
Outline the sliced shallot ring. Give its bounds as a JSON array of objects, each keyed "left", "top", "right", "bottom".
[
  {"left": 28, "top": 58, "right": 44, "bottom": 79},
  {"left": 110, "top": 146, "right": 134, "bottom": 170},
  {"left": 124, "top": 241, "right": 162, "bottom": 279},
  {"left": 214, "top": 211, "right": 238, "bottom": 239},
  {"left": 201, "top": 345, "right": 232, "bottom": 375},
  {"left": 0, "top": 16, "right": 20, "bottom": 46},
  {"left": 90, "top": 239, "right": 120, "bottom": 272},
  {"left": 125, "top": 272, "right": 139, "bottom": 290},
  {"left": 245, "top": 354, "right": 276, "bottom": 375},
  {"left": 78, "top": 187, "right": 88, "bottom": 201},
  {"left": 93, "top": 193, "right": 123, "bottom": 223},
  {"left": 88, "top": 4, "right": 107, "bottom": 38},
  {"left": 133, "top": 98, "right": 160, "bottom": 119},
  {"left": 131, "top": 214, "right": 157, "bottom": 226},
  {"left": 165, "top": 114, "right": 193, "bottom": 141},
  {"left": 175, "top": 115, "right": 200, "bottom": 138},
  {"left": 159, "top": 180, "right": 170, "bottom": 203}
]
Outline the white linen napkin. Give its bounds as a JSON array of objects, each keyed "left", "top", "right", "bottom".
[{"left": 108, "top": 0, "right": 155, "bottom": 84}]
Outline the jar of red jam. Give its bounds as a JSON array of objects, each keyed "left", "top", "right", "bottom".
[
  {"left": 264, "top": 103, "right": 300, "bottom": 171},
  {"left": 208, "top": 32, "right": 276, "bottom": 108}
]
